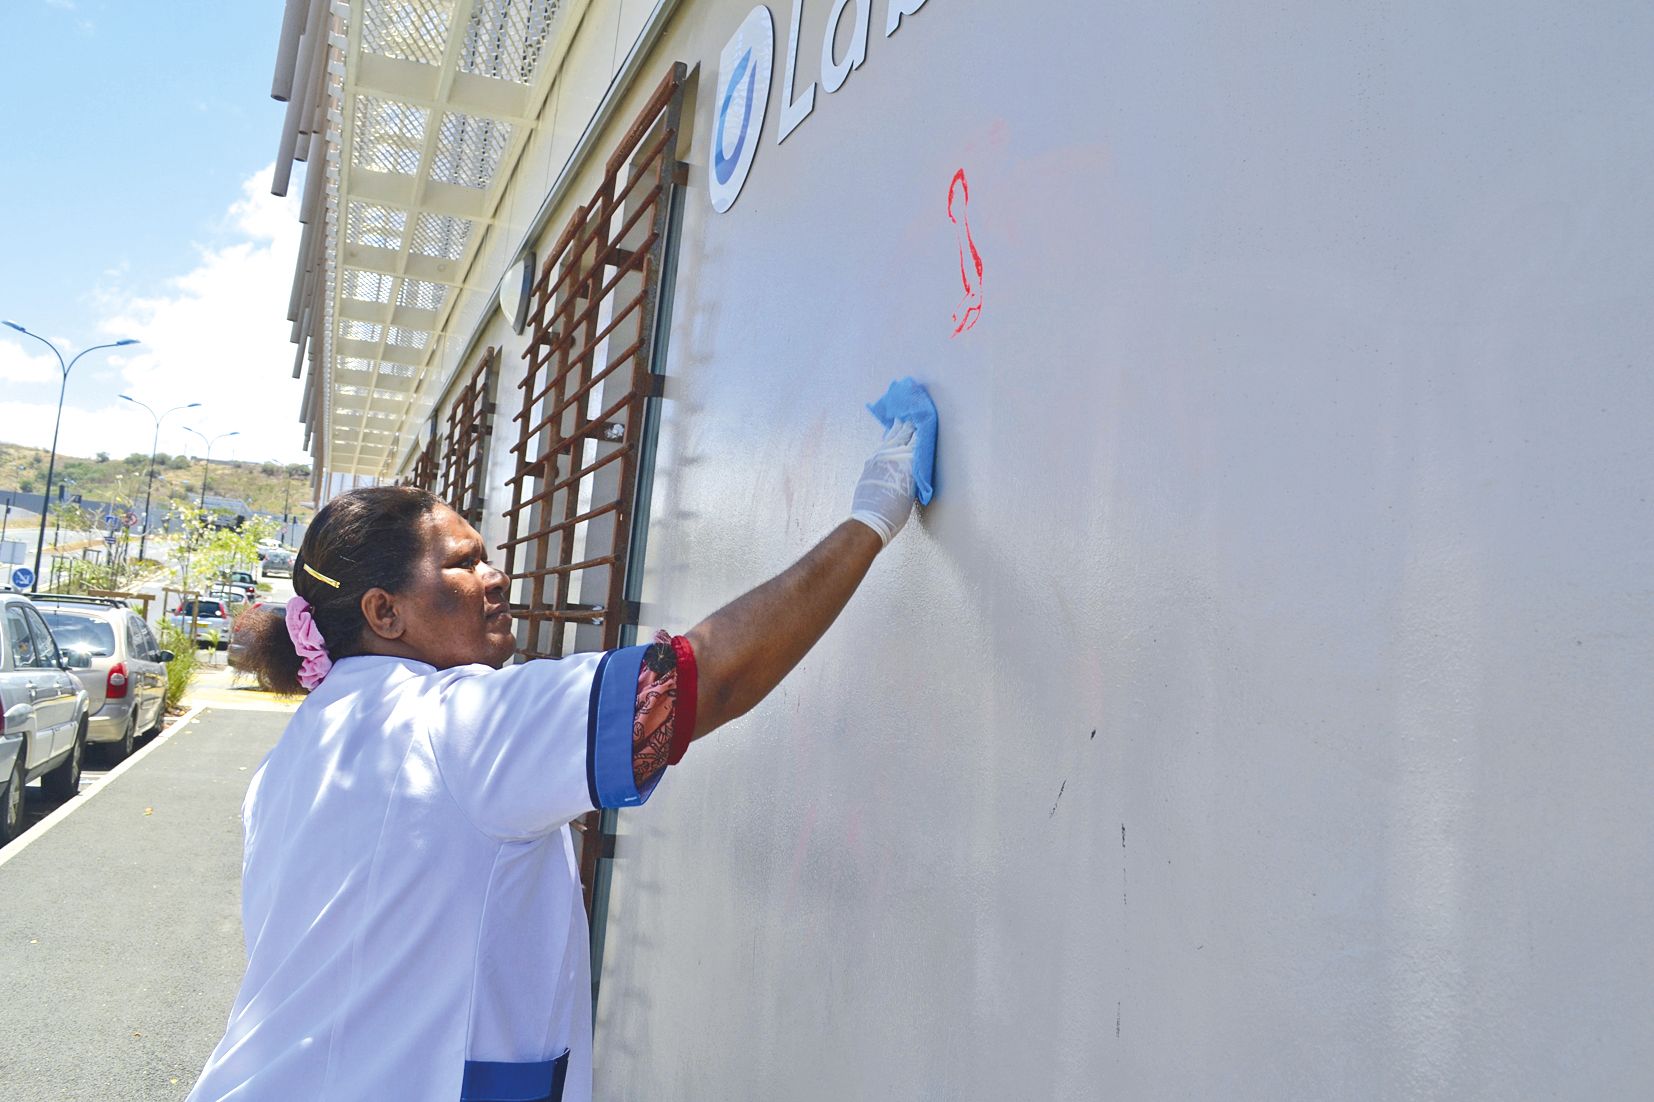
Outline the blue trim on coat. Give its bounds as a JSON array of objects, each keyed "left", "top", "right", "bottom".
[
  {"left": 590, "top": 643, "right": 661, "bottom": 808},
  {"left": 460, "top": 1049, "right": 569, "bottom": 1101}
]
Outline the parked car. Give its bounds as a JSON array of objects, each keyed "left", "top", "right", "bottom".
[
  {"left": 219, "top": 570, "right": 258, "bottom": 602},
  {"left": 30, "top": 595, "right": 173, "bottom": 763},
  {"left": 227, "top": 601, "right": 286, "bottom": 671},
  {"left": 261, "top": 549, "right": 294, "bottom": 578},
  {"left": 168, "top": 597, "right": 233, "bottom": 649},
  {"left": 0, "top": 593, "right": 93, "bottom": 843}
]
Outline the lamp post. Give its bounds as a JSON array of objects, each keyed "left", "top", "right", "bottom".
[
  {"left": 120, "top": 396, "right": 200, "bottom": 562},
  {"left": 2, "top": 322, "right": 138, "bottom": 589},
  {"left": 183, "top": 427, "right": 239, "bottom": 511},
  {"left": 180, "top": 428, "right": 237, "bottom": 597}
]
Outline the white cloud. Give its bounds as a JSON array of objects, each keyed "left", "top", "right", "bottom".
[
  {"left": 0, "top": 166, "right": 308, "bottom": 468},
  {"left": 0, "top": 343, "right": 57, "bottom": 386}
]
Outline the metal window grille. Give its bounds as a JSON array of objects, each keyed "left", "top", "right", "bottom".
[
  {"left": 409, "top": 430, "right": 441, "bottom": 491},
  {"left": 499, "top": 63, "right": 688, "bottom": 912},
  {"left": 439, "top": 347, "right": 497, "bottom": 523}
]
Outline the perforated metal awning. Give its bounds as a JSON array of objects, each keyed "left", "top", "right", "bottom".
[{"left": 272, "top": 0, "right": 571, "bottom": 488}]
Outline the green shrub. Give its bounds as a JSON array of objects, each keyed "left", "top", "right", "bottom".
[{"left": 159, "top": 621, "right": 199, "bottom": 713}]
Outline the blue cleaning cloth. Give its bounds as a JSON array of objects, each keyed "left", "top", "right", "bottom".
[{"left": 866, "top": 377, "right": 938, "bottom": 505}]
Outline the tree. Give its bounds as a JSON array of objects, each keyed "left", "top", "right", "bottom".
[
  {"left": 170, "top": 504, "right": 279, "bottom": 595},
  {"left": 153, "top": 452, "right": 170, "bottom": 466},
  {"left": 95, "top": 451, "right": 110, "bottom": 463},
  {"left": 167, "top": 454, "right": 190, "bottom": 469}
]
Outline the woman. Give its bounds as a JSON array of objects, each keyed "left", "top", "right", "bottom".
[{"left": 188, "top": 421, "right": 921, "bottom": 1101}]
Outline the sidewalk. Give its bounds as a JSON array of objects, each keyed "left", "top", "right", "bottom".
[{"left": 0, "top": 704, "right": 289, "bottom": 1100}]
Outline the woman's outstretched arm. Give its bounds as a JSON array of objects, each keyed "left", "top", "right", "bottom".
[{"left": 684, "top": 421, "right": 918, "bottom": 740}]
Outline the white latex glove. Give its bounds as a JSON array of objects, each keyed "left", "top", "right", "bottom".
[{"left": 849, "top": 420, "right": 918, "bottom": 547}]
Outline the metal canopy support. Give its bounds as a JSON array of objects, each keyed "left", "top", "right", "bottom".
[{"left": 271, "top": 0, "right": 579, "bottom": 494}]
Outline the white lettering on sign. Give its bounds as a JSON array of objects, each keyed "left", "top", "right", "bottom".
[
  {"left": 716, "top": 0, "right": 933, "bottom": 208},
  {"left": 886, "top": 0, "right": 926, "bottom": 37},
  {"left": 820, "top": 0, "right": 871, "bottom": 94},
  {"left": 777, "top": 0, "right": 815, "bottom": 143}
]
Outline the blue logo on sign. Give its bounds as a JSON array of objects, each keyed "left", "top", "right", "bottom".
[
  {"left": 11, "top": 567, "right": 34, "bottom": 590},
  {"left": 709, "top": 6, "right": 773, "bottom": 213},
  {"left": 713, "top": 48, "right": 756, "bottom": 186}
]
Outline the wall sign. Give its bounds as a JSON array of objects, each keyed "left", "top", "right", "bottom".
[
  {"left": 713, "top": 0, "right": 929, "bottom": 212},
  {"left": 498, "top": 249, "right": 536, "bottom": 334},
  {"left": 709, "top": 6, "right": 775, "bottom": 213}
]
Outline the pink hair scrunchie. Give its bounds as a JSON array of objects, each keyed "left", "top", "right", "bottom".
[{"left": 285, "top": 596, "right": 333, "bottom": 691}]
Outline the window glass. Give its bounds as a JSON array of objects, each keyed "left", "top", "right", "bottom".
[
  {"left": 126, "top": 615, "right": 147, "bottom": 656},
  {"left": 24, "top": 608, "right": 61, "bottom": 669},
  {"left": 39, "top": 611, "right": 117, "bottom": 657},
  {"left": 5, "top": 607, "right": 35, "bottom": 669}
]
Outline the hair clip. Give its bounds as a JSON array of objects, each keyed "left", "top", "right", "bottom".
[{"left": 302, "top": 561, "right": 342, "bottom": 589}]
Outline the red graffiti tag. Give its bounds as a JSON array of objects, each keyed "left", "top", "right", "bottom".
[{"left": 948, "top": 168, "right": 984, "bottom": 336}]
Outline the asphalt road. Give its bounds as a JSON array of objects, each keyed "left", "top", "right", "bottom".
[{"left": 0, "top": 705, "right": 289, "bottom": 1099}]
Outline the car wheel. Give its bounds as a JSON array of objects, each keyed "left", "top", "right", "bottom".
[
  {"left": 1, "top": 754, "right": 24, "bottom": 844},
  {"left": 144, "top": 699, "right": 165, "bottom": 737},
  {"left": 108, "top": 710, "right": 138, "bottom": 764},
  {"left": 41, "top": 718, "right": 86, "bottom": 801}
]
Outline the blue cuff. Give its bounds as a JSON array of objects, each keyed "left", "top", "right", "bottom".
[{"left": 585, "top": 644, "right": 662, "bottom": 810}]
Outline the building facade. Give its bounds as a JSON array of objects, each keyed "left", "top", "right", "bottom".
[{"left": 272, "top": 1, "right": 1654, "bottom": 1097}]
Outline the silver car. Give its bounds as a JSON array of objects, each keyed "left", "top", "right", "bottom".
[
  {"left": 168, "top": 597, "right": 232, "bottom": 649},
  {"left": 31, "top": 596, "right": 172, "bottom": 763},
  {"left": 261, "top": 549, "right": 294, "bottom": 578},
  {"left": 0, "top": 593, "right": 92, "bottom": 843}
]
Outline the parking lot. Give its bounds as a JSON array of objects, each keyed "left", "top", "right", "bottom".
[{"left": 0, "top": 697, "right": 293, "bottom": 1099}]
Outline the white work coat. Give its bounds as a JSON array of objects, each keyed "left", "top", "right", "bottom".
[{"left": 188, "top": 647, "right": 661, "bottom": 1102}]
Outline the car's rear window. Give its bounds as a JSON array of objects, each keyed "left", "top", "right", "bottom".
[
  {"left": 39, "top": 612, "right": 117, "bottom": 656},
  {"left": 180, "top": 600, "right": 227, "bottom": 617}
]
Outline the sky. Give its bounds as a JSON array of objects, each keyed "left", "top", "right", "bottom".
[{"left": 0, "top": 1, "right": 308, "bottom": 467}]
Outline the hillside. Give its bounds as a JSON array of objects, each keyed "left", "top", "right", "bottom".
[{"left": 0, "top": 442, "right": 314, "bottom": 518}]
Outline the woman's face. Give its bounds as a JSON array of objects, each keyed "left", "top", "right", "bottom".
[{"left": 385, "top": 505, "right": 515, "bottom": 669}]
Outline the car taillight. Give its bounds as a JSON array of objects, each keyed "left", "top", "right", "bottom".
[{"left": 106, "top": 661, "right": 129, "bottom": 700}]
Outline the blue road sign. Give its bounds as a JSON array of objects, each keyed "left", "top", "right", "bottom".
[{"left": 11, "top": 567, "right": 35, "bottom": 589}]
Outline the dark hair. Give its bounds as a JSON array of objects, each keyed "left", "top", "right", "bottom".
[{"left": 233, "top": 486, "right": 442, "bottom": 695}]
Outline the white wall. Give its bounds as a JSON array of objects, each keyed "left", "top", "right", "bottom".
[{"left": 565, "top": 0, "right": 1654, "bottom": 1098}]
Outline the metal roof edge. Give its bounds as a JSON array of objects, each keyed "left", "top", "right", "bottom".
[{"left": 400, "top": 0, "right": 689, "bottom": 478}]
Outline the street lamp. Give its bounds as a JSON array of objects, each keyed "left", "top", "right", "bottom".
[
  {"left": 182, "top": 427, "right": 240, "bottom": 511},
  {"left": 120, "top": 395, "right": 201, "bottom": 562},
  {"left": 1, "top": 321, "right": 138, "bottom": 589}
]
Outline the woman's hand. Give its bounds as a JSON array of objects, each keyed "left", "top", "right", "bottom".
[{"left": 848, "top": 420, "right": 918, "bottom": 545}]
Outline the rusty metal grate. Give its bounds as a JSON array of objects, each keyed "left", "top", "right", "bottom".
[
  {"left": 440, "top": 346, "right": 496, "bottom": 523},
  {"left": 409, "top": 430, "right": 441, "bottom": 491},
  {"left": 498, "top": 63, "right": 687, "bottom": 911}
]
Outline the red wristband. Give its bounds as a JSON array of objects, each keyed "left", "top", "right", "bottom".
[{"left": 668, "top": 635, "right": 697, "bottom": 765}]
